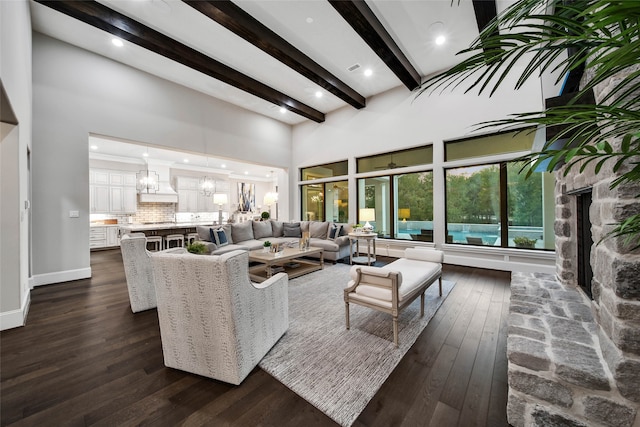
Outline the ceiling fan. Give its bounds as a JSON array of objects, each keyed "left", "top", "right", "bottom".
[{"left": 375, "top": 159, "right": 407, "bottom": 169}]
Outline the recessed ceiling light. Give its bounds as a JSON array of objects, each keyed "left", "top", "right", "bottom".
[
  {"left": 280, "top": 107, "right": 286, "bottom": 114},
  {"left": 435, "top": 35, "right": 446, "bottom": 45},
  {"left": 90, "top": 145, "right": 98, "bottom": 150},
  {"left": 364, "top": 69, "right": 373, "bottom": 77},
  {"left": 315, "top": 91, "right": 323, "bottom": 98},
  {"left": 112, "top": 38, "right": 124, "bottom": 47},
  {"left": 183, "top": 159, "right": 189, "bottom": 163},
  {"left": 142, "top": 152, "right": 149, "bottom": 157},
  {"left": 221, "top": 164, "right": 226, "bottom": 168},
  {"left": 306, "top": 17, "right": 314, "bottom": 24},
  {"left": 244, "top": 171, "right": 249, "bottom": 175},
  {"left": 266, "top": 173, "right": 270, "bottom": 178}
]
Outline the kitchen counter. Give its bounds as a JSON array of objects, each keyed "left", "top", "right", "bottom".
[
  {"left": 90, "top": 223, "right": 121, "bottom": 228},
  {"left": 119, "top": 222, "right": 216, "bottom": 232}
]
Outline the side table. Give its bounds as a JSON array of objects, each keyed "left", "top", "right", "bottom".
[{"left": 348, "top": 232, "right": 377, "bottom": 266}]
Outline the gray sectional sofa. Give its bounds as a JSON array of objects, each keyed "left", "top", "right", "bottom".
[{"left": 195, "top": 220, "right": 354, "bottom": 262}]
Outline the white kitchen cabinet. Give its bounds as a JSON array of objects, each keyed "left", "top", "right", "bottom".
[
  {"left": 90, "top": 185, "right": 110, "bottom": 213},
  {"left": 198, "top": 192, "right": 215, "bottom": 212},
  {"left": 91, "top": 170, "right": 109, "bottom": 185},
  {"left": 90, "top": 169, "right": 138, "bottom": 214},
  {"left": 123, "top": 187, "right": 137, "bottom": 213},
  {"left": 106, "top": 227, "right": 119, "bottom": 247},
  {"left": 90, "top": 226, "right": 107, "bottom": 248},
  {"left": 90, "top": 226, "right": 120, "bottom": 249},
  {"left": 178, "top": 189, "right": 198, "bottom": 212}
]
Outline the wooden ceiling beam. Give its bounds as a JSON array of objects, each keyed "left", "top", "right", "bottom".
[
  {"left": 328, "top": 0, "right": 421, "bottom": 91},
  {"left": 472, "top": 0, "right": 499, "bottom": 50},
  {"left": 34, "top": 0, "right": 325, "bottom": 123},
  {"left": 185, "top": 0, "right": 366, "bottom": 110}
]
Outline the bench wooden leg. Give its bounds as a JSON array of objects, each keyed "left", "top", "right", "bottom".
[
  {"left": 439, "top": 276, "right": 443, "bottom": 296},
  {"left": 393, "top": 316, "right": 399, "bottom": 348},
  {"left": 345, "top": 302, "right": 350, "bottom": 330},
  {"left": 420, "top": 292, "right": 425, "bottom": 317}
]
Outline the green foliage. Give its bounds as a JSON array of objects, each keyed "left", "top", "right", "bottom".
[
  {"left": 263, "top": 240, "right": 272, "bottom": 247},
  {"left": 513, "top": 236, "right": 538, "bottom": 247},
  {"left": 261, "top": 211, "right": 270, "bottom": 220},
  {"left": 418, "top": 0, "right": 640, "bottom": 248},
  {"left": 186, "top": 242, "right": 207, "bottom": 254},
  {"left": 397, "top": 172, "right": 434, "bottom": 221}
]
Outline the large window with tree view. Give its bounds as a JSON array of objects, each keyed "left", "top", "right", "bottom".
[
  {"left": 356, "top": 146, "right": 434, "bottom": 240},
  {"left": 445, "top": 130, "right": 555, "bottom": 250}
]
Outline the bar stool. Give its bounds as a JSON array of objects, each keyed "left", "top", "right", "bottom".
[
  {"left": 186, "top": 233, "right": 199, "bottom": 245},
  {"left": 146, "top": 235, "right": 163, "bottom": 252},
  {"left": 165, "top": 233, "right": 185, "bottom": 249}
]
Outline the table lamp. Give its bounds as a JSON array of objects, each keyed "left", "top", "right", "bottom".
[
  {"left": 213, "top": 193, "right": 228, "bottom": 225},
  {"left": 359, "top": 208, "right": 375, "bottom": 232}
]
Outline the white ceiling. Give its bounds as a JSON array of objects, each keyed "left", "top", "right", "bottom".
[{"left": 31, "top": 0, "right": 512, "bottom": 175}]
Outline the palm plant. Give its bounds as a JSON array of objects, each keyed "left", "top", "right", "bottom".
[{"left": 417, "top": 0, "right": 640, "bottom": 248}]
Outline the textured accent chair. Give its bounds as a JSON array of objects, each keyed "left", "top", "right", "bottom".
[
  {"left": 120, "top": 233, "right": 186, "bottom": 313},
  {"left": 344, "top": 248, "right": 443, "bottom": 347},
  {"left": 151, "top": 250, "right": 289, "bottom": 385}
]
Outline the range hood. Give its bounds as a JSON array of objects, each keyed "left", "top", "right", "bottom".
[{"left": 138, "top": 160, "right": 178, "bottom": 203}]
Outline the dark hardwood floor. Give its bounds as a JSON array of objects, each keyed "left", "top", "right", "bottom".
[{"left": 1, "top": 249, "right": 511, "bottom": 426}]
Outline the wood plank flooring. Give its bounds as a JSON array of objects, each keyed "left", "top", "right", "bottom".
[{"left": 1, "top": 249, "right": 511, "bottom": 426}]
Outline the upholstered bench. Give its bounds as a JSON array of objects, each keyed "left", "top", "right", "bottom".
[{"left": 344, "top": 247, "right": 443, "bottom": 347}]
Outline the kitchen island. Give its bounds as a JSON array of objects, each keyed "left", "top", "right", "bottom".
[{"left": 119, "top": 222, "right": 217, "bottom": 249}]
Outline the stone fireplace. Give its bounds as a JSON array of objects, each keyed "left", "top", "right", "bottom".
[{"left": 506, "top": 69, "right": 640, "bottom": 426}]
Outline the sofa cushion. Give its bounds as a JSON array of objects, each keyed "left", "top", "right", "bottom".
[
  {"left": 210, "top": 227, "right": 229, "bottom": 247},
  {"left": 309, "top": 221, "right": 329, "bottom": 239},
  {"left": 270, "top": 220, "right": 284, "bottom": 237},
  {"left": 382, "top": 259, "right": 442, "bottom": 301},
  {"left": 283, "top": 222, "right": 302, "bottom": 238},
  {"left": 231, "top": 221, "right": 254, "bottom": 242},
  {"left": 252, "top": 221, "right": 273, "bottom": 239},
  {"left": 404, "top": 248, "right": 443, "bottom": 263},
  {"left": 308, "top": 238, "right": 339, "bottom": 252},
  {"left": 197, "top": 225, "right": 212, "bottom": 242}
]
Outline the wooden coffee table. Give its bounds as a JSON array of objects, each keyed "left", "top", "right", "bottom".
[{"left": 248, "top": 246, "right": 324, "bottom": 282}]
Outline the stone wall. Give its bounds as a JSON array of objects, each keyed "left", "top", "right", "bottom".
[{"left": 507, "top": 65, "right": 640, "bottom": 425}]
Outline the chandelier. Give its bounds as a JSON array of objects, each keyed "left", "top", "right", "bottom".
[
  {"left": 136, "top": 169, "right": 159, "bottom": 194},
  {"left": 200, "top": 176, "right": 216, "bottom": 197}
]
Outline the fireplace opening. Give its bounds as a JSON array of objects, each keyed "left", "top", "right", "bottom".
[{"left": 576, "top": 190, "right": 594, "bottom": 299}]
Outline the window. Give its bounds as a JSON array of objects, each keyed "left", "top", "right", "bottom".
[
  {"left": 445, "top": 129, "right": 534, "bottom": 161},
  {"left": 357, "top": 177, "right": 390, "bottom": 236},
  {"left": 301, "top": 161, "right": 348, "bottom": 181},
  {"left": 357, "top": 146, "right": 433, "bottom": 173},
  {"left": 357, "top": 171, "right": 434, "bottom": 240},
  {"left": 301, "top": 180, "right": 349, "bottom": 223},
  {"left": 395, "top": 172, "right": 434, "bottom": 241},
  {"left": 445, "top": 162, "right": 554, "bottom": 249}
]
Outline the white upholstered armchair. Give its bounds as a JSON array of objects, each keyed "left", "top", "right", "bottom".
[
  {"left": 151, "top": 249, "right": 289, "bottom": 385},
  {"left": 120, "top": 233, "right": 186, "bottom": 313}
]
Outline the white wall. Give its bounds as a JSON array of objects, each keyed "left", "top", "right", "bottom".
[
  {"left": 0, "top": 0, "right": 32, "bottom": 330},
  {"left": 292, "top": 72, "right": 557, "bottom": 273},
  {"left": 31, "top": 33, "right": 292, "bottom": 284}
]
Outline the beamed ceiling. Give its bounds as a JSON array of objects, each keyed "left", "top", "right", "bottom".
[{"left": 30, "top": 0, "right": 504, "bottom": 125}]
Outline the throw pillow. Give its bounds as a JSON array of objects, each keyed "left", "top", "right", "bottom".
[
  {"left": 309, "top": 221, "right": 329, "bottom": 239},
  {"left": 231, "top": 220, "right": 254, "bottom": 242},
  {"left": 196, "top": 225, "right": 212, "bottom": 242},
  {"left": 283, "top": 222, "right": 302, "bottom": 238},
  {"left": 210, "top": 228, "right": 229, "bottom": 247},
  {"left": 329, "top": 224, "right": 338, "bottom": 239},
  {"left": 270, "top": 220, "right": 284, "bottom": 237},
  {"left": 252, "top": 220, "right": 273, "bottom": 239}
]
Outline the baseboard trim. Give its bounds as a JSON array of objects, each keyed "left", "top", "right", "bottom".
[
  {"left": 0, "top": 290, "right": 30, "bottom": 331},
  {"left": 31, "top": 267, "right": 92, "bottom": 287}
]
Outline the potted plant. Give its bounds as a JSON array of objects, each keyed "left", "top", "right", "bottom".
[
  {"left": 261, "top": 211, "right": 270, "bottom": 221},
  {"left": 353, "top": 223, "right": 363, "bottom": 234},
  {"left": 513, "top": 236, "right": 537, "bottom": 249},
  {"left": 263, "top": 240, "right": 272, "bottom": 252},
  {"left": 186, "top": 242, "right": 207, "bottom": 254}
]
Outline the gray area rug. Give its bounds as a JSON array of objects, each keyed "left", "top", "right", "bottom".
[{"left": 259, "top": 263, "right": 455, "bottom": 427}]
